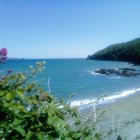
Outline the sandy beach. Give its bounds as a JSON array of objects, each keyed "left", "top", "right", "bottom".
[{"left": 81, "top": 91, "right": 140, "bottom": 140}]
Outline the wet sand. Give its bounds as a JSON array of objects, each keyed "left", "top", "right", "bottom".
[{"left": 81, "top": 92, "right": 140, "bottom": 140}]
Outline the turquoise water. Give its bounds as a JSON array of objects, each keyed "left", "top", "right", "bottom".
[{"left": 1, "top": 59, "right": 140, "bottom": 103}]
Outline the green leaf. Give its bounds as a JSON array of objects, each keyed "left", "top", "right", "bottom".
[
  {"left": 14, "top": 126, "right": 25, "bottom": 136},
  {"left": 37, "top": 133, "right": 43, "bottom": 140},
  {"left": 84, "top": 137, "right": 93, "bottom": 140},
  {"left": 13, "top": 119, "right": 24, "bottom": 126},
  {"left": 5, "top": 93, "right": 14, "bottom": 101},
  {"left": 4, "top": 102, "right": 10, "bottom": 107},
  {"left": 16, "top": 91, "right": 24, "bottom": 99},
  {"left": 25, "top": 131, "right": 33, "bottom": 140},
  {"left": 74, "top": 132, "right": 82, "bottom": 139},
  {"left": 95, "top": 133, "right": 100, "bottom": 139},
  {"left": 18, "top": 88, "right": 25, "bottom": 93},
  {"left": 0, "top": 91, "right": 5, "bottom": 97},
  {"left": 64, "top": 137, "right": 72, "bottom": 140}
]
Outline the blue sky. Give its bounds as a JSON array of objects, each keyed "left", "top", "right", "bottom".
[{"left": 0, "top": 0, "right": 140, "bottom": 58}]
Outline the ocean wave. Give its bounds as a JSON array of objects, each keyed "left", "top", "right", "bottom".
[
  {"left": 70, "top": 98, "right": 96, "bottom": 107},
  {"left": 88, "top": 70, "right": 103, "bottom": 76},
  {"left": 70, "top": 87, "right": 140, "bottom": 108},
  {"left": 108, "top": 76, "right": 121, "bottom": 79}
]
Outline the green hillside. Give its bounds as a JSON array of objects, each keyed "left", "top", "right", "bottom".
[{"left": 87, "top": 38, "right": 140, "bottom": 64}]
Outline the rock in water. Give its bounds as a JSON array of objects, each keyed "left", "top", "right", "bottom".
[{"left": 94, "top": 68, "right": 140, "bottom": 77}]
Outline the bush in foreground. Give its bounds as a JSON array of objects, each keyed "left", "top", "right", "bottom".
[{"left": 0, "top": 61, "right": 101, "bottom": 140}]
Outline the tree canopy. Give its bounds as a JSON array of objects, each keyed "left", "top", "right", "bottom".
[{"left": 87, "top": 38, "right": 140, "bottom": 64}]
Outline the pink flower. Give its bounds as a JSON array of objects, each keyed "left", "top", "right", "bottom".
[
  {"left": 0, "top": 48, "right": 7, "bottom": 56},
  {"left": 0, "top": 48, "right": 7, "bottom": 62}
]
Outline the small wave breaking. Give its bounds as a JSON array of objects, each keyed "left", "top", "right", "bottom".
[
  {"left": 108, "top": 76, "right": 121, "bottom": 79},
  {"left": 70, "top": 87, "right": 140, "bottom": 107},
  {"left": 88, "top": 70, "right": 103, "bottom": 76}
]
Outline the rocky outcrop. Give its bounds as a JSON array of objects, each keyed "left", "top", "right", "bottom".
[{"left": 94, "top": 68, "right": 140, "bottom": 77}]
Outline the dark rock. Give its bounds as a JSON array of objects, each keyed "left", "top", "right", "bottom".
[
  {"left": 94, "top": 68, "right": 140, "bottom": 77},
  {"left": 94, "top": 68, "right": 119, "bottom": 75},
  {"left": 119, "top": 68, "right": 136, "bottom": 71},
  {"left": 95, "top": 69, "right": 109, "bottom": 75},
  {"left": 107, "top": 69, "right": 120, "bottom": 75},
  {"left": 121, "top": 70, "right": 135, "bottom": 77}
]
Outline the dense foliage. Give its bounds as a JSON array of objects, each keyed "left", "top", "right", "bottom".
[
  {"left": 87, "top": 38, "right": 140, "bottom": 64},
  {"left": 0, "top": 60, "right": 101, "bottom": 140}
]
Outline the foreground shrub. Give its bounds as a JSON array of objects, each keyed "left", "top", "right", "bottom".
[{"left": 0, "top": 61, "right": 101, "bottom": 140}]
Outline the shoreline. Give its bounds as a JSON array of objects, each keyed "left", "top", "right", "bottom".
[
  {"left": 70, "top": 86, "right": 140, "bottom": 108},
  {"left": 79, "top": 91, "right": 140, "bottom": 140}
]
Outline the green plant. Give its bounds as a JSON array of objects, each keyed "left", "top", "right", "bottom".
[
  {"left": 0, "top": 61, "right": 101, "bottom": 140},
  {"left": 87, "top": 37, "right": 140, "bottom": 64}
]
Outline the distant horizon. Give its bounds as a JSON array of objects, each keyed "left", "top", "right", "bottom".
[{"left": 7, "top": 57, "right": 85, "bottom": 59}]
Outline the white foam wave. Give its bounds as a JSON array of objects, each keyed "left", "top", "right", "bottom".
[
  {"left": 88, "top": 71, "right": 103, "bottom": 76},
  {"left": 125, "top": 62, "right": 134, "bottom": 66},
  {"left": 70, "top": 88, "right": 140, "bottom": 107},
  {"left": 70, "top": 98, "right": 96, "bottom": 107},
  {"left": 108, "top": 76, "right": 121, "bottom": 79}
]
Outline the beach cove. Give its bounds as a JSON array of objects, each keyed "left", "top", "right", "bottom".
[{"left": 80, "top": 90, "right": 140, "bottom": 140}]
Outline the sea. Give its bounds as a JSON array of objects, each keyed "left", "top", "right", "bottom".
[{"left": 1, "top": 59, "right": 140, "bottom": 107}]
